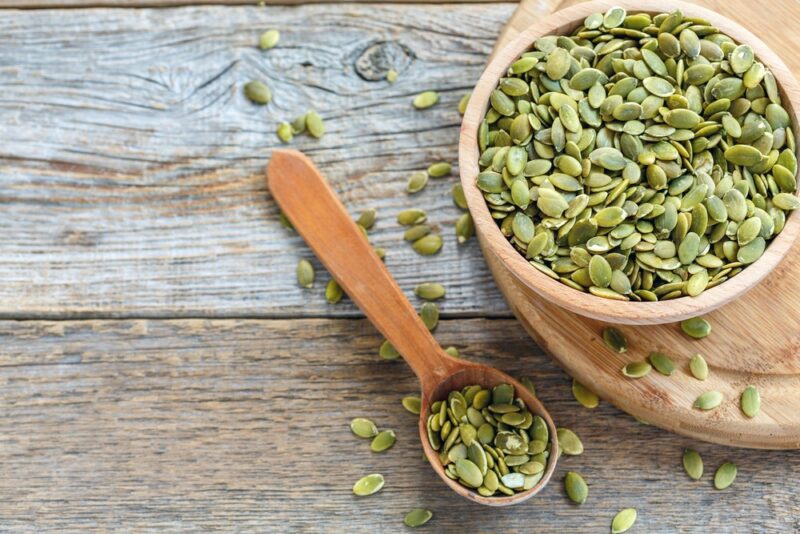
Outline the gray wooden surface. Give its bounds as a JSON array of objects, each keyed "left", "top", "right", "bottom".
[{"left": 1, "top": 1, "right": 799, "bottom": 532}]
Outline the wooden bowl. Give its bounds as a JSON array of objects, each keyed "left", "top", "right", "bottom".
[{"left": 459, "top": 0, "right": 800, "bottom": 325}]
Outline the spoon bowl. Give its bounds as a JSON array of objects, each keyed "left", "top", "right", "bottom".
[{"left": 267, "top": 149, "right": 558, "bottom": 505}]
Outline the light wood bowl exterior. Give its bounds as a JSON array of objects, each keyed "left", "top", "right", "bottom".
[{"left": 459, "top": 0, "right": 800, "bottom": 325}]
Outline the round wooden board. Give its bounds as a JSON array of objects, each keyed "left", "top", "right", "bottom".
[{"left": 481, "top": 0, "right": 800, "bottom": 449}]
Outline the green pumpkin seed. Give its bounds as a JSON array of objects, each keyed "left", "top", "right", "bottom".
[
  {"left": 456, "top": 213, "right": 474, "bottom": 244},
  {"left": 730, "top": 45, "right": 754, "bottom": 74},
  {"left": 306, "top": 111, "right": 325, "bottom": 138},
  {"left": 371, "top": 429, "right": 396, "bottom": 452},
  {"left": 622, "top": 361, "right": 652, "bottom": 378},
  {"left": 458, "top": 92, "right": 471, "bottom": 115},
  {"left": 397, "top": 209, "right": 427, "bottom": 226},
  {"left": 725, "top": 145, "right": 763, "bottom": 166},
  {"left": 556, "top": 427, "right": 583, "bottom": 455},
  {"left": 415, "top": 283, "right": 445, "bottom": 301},
  {"left": 386, "top": 69, "right": 398, "bottom": 83},
  {"left": 379, "top": 340, "right": 400, "bottom": 360},
  {"left": 740, "top": 385, "right": 760, "bottom": 418},
  {"left": 694, "top": 391, "right": 723, "bottom": 410},
  {"left": 402, "top": 396, "right": 421, "bottom": 415},
  {"left": 404, "top": 224, "right": 431, "bottom": 242},
  {"left": 428, "top": 162, "right": 452, "bottom": 178},
  {"left": 572, "top": 379, "right": 599, "bottom": 408},
  {"left": 648, "top": 352, "right": 675, "bottom": 376},
  {"left": 681, "top": 317, "right": 711, "bottom": 339},
  {"left": 602, "top": 327, "right": 628, "bottom": 353},
  {"left": 413, "top": 91, "right": 440, "bottom": 109},
  {"left": 259, "top": 29, "right": 280, "bottom": 50},
  {"left": 404, "top": 509, "right": 433, "bottom": 528},
  {"left": 419, "top": 302, "right": 439, "bottom": 331},
  {"left": 611, "top": 508, "right": 637, "bottom": 533},
  {"left": 353, "top": 474, "right": 384, "bottom": 496},
  {"left": 357, "top": 208, "right": 377, "bottom": 230},
  {"left": 774, "top": 192, "right": 800, "bottom": 210},
  {"left": 350, "top": 418, "right": 378, "bottom": 438},
  {"left": 407, "top": 171, "right": 428, "bottom": 193},
  {"left": 714, "top": 462, "right": 737, "bottom": 490},
  {"left": 296, "top": 259, "right": 314, "bottom": 288},
  {"left": 244, "top": 81, "right": 271, "bottom": 104},
  {"left": 325, "top": 279, "right": 343, "bottom": 304},
  {"left": 277, "top": 121, "right": 293, "bottom": 143},
  {"left": 689, "top": 354, "right": 709, "bottom": 380},
  {"left": 682, "top": 448, "right": 703, "bottom": 480},
  {"left": 564, "top": 471, "right": 588, "bottom": 504}
]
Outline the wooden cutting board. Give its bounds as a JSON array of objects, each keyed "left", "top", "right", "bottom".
[{"left": 483, "top": 0, "right": 800, "bottom": 449}]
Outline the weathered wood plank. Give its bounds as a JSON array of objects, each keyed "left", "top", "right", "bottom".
[
  {"left": 0, "top": 318, "right": 796, "bottom": 531},
  {"left": 0, "top": 0, "right": 512, "bottom": 7},
  {"left": 0, "top": 3, "right": 570, "bottom": 318}
]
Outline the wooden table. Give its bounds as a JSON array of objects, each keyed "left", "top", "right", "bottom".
[{"left": 1, "top": 0, "right": 798, "bottom": 530}]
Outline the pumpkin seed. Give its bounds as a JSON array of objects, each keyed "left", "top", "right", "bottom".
[
  {"left": 648, "top": 352, "right": 675, "bottom": 376},
  {"left": 356, "top": 208, "right": 377, "bottom": 230},
  {"left": 386, "top": 69, "right": 398, "bottom": 83},
  {"left": 714, "top": 462, "right": 737, "bottom": 490},
  {"left": 370, "top": 429, "right": 396, "bottom": 452},
  {"left": 681, "top": 317, "right": 711, "bottom": 339},
  {"left": 306, "top": 111, "right": 325, "bottom": 138},
  {"left": 244, "top": 81, "right": 271, "bottom": 104},
  {"left": 622, "top": 361, "right": 652, "bottom": 378},
  {"left": 689, "top": 354, "right": 709, "bottom": 380},
  {"left": 407, "top": 171, "right": 428, "bottom": 193},
  {"left": 379, "top": 340, "right": 400, "bottom": 360},
  {"left": 402, "top": 396, "right": 421, "bottom": 415},
  {"left": 413, "top": 91, "right": 440, "bottom": 109},
  {"left": 296, "top": 259, "right": 314, "bottom": 288},
  {"left": 259, "top": 29, "right": 280, "bottom": 50},
  {"left": 456, "top": 213, "right": 474, "bottom": 244},
  {"left": 602, "top": 327, "right": 628, "bottom": 353},
  {"left": 564, "top": 471, "right": 588, "bottom": 504},
  {"left": 556, "top": 427, "right": 583, "bottom": 455},
  {"left": 458, "top": 92, "right": 471, "bottom": 115},
  {"left": 444, "top": 346, "right": 460, "bottom": 358},
  {"left": 452, "top": 184, "right": 468, "bottom": 210},
  {"left": 277, "top": 121, "right": 293, "bottom": 143},
  {"left": 740, "top": 385, "right": 760, "bottom": 418},
  {"left": 412, "top": 234, "right": 443, "bottom": 256},
  {"left": 397, "top": 209, "right": 428, "bottom": 226},
  {"left": 419, "top": 302, "right": 439, "bottom": 331},
  {"left": 611, "top": 508, "right": 637, "bottom": 533},
  {"left": 353, "top": 473, "right": 384, "bottom": 496},
  {"left": 415, "top": 283, "right": 445, "bottom": 301},
  {"left": 428, "top": 162, "right": 452, "bottom": 178},
  {"left": 694, "top": 391, "right": 723, "bottom": 410},
  {"left": 572, "top": 379, "right": 599, "bottom": 408},
  {"left": 350, "top": 418, "right": 378, "bottom": 438},
  {"left": 325, "top": 279, "right": 343, "bottom": 304},
  {"left": 682, "top": 448, "right": 704, "bottom": 480},
  {"left": 404, "top": 509, "right": 433, "bottom": 528}
]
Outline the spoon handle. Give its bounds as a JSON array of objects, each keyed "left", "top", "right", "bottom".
[{"left": 267, "top": 150, "right": 455, "bottom": 386}]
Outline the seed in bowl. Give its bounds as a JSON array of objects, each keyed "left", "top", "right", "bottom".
[
  {"left": 475, "top": 6, "right": 799, "bottom": 302},
  {"left": 426, "top": 383, "right": 550, "bottom": 497}
]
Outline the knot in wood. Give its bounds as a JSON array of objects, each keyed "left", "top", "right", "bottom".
[{"left": 354, "top": 41, "right": 413, "bottom": 81}]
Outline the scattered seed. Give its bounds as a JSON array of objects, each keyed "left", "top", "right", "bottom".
[
  {"left": 556, "top": 427, "right": 583, "bottom": 455},
  {"left": 371, "top": 429, "right": 397, "bottom": 452},
  {"left": 259, "top": 29, "right": 280, "bottom": 50},
  {"left": 456, "top": 212, "right": 474, "bottom": 244},
  {"left": 452, "top": 184, "right": 468, "bottom": 210},
  {"left": 404, "top": 509, "right": 433, "bottom": 528},
  {"left": 306, "top": 111, "right": 325, "bottom": 138},
  {"left": 413, "top": 91, "right": 440, "bottom": 109},
  {"left": 325, "top": 279, "right": 343, "bottom": 304},
  {"left": 611, "top": 508, "right": 637, "bottom": 534},
  {"left": 386, "top": 69, "right": 398, "bottom": 83},
  {"left": 602, "top": 327, "right": 628, "bottom": 353},
  {"left": 357, "top": 208, "right": 377, "bottom": 230},
  {"left": 277, "top": 121, "right": 293, "bottom": 143},
  {"left": 296, "top": 259, "right": 314, "bottom": 288},
  {"left": 379, "top": 340, "right": 400, "bottom": 360},
  {"left": 681, "top": 317, "right": 712, "bottom": 339},
  {"left": 648, "top": 352, "right": 675, "bottom": 376},
  {"left": 694, "top": 391, "right": 723, "bottom": 411},
  {"left": 397, "top": 209, "right": 427, "bottom": 226},
  {"left": 407, "top": 171, "right": 429, "bottom": 194},
  {"left": 350, "top": 418, "right": 378, "bottom": 438},
  {"left": 244, "top": 80, "right": 271, "bottom": 104},
  {"left": 415, "top": 282, "right": 446, "bottom": 300},
  {"left": 419, "top": 302, "right": 439, "bottom": 331},
  {"left": 622, "top": 361, "right": 652, "bottom": 378},
  {"left": 412, "top": 234, "right": 443, "bottom": 256},
  {"left": 571, "top": 379, "right": 599, "bottom": 408},
  {"left": 428, "top": 162, "right": 452, "bottom": 178},
  {"left": 353, "top": 473, "right": 385, "bottom": 496},
  {"left": 564, "top": 471, "right": 588, "bottom": 504},
  {"left": 402, "top": 396, "right": 421, "bottom": 415},
  {"left": 458, "top": 92, "right": 471, "bottom": 115},
  {"left": 689, "top": 354, "right": 709, "bottom": 380},
  {"left": 740, "top": 385, "right": 760, "bottom": 418},
  {"left": 682, "top": 448, "right": 704, "bottom": 480},
  {"left": 444, "top": 346, "right": 460, "bottom": 358},
  {"left": 714, "top": 462, "right": 737, "bottom": 489}
]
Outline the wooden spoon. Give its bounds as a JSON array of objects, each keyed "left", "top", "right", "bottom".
[{"left": 267, "top": 149, "right": 558, "bottom": 506}]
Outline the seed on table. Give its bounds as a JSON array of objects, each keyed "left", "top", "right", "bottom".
[
  {"left": 379, "top": 339, "right": 400, "bottom": 360},
  {"left": 611, "top": 508, "right": 637, "bottom": 534},
  {"left": 648, "top": 352, "right": 675, "bottom": 376},
  {"left": 259, "top": 29, "right": 280, "bottom": 50},
  {"left": 458, "top": 92, "right": 471, "bottom": 115},
  {"left": 415, "top": 282, "right": 446, "bottom": 301},
  {"left": 564, "top": 471, "right": 588, "bottom": 504},
  {"left": 357, "top": 208, "right": 377, "bottom": 230},
  {"left": 244, "top": 80, "right": 271, "bottom": 104},
  {"left": 740, "top": 385, "right": 760, "bottom": 418},
  {"left": 714, "top": 462, "right": 737, "bottom": 490},
  {"left": 353, "top": 473, "right": 384, "bottom": 496},
  {"left": 419, "top": 302, "right": 439, "bottom": 331},
  {"left": 689, "top": 354, "right": 709, "bottom": 380},
  {"left": 452, "top": 184, "right": 468, "bottom": 210},
  {"left": 571, "top": 379, "right": 599, "bottom": 409},
  {"left": 407, "top": 171, "right": 429, "bottom": 194},
  {"left": 386, "top": 69, "right": 398, "bottom": 83},
  {"left": 694, "top": 391, "right": 723, "bottom": 411},
  {"left": 413, "top": 91, "right": 440, "bottom": 109},
  {"left": 276, "top": 121, "right": 293, "bottom": 143},
  {"left": 412, "top": 234, "right": 443, "bottom": 256},
  {"left": 404, "top": 508, "right": 433, "bottom": 528},
  {"left": 291, "top": 114, "right": 307, "bottom": 134},
  {"left": 350, "top": 418, "right": 378, "bottom": 438},
  {"left": 444, "top": 346, "right": 460, "bottom": 358},
  {"left": 306, "top": 111, "right": 325, "bottom": 138},
  {"left": 456, "top": 213, "right": 474, "bottom": 244},
  {"left": 682, "top": 448, "right": 704, "bottom": 480},
  {"left": 325, "top": 279, "right": 343, "bottom": 304},
  {"left": 602, "top": 327, "right": 628, "bottom": 353},
  {"left": 681, "top": 317, "right": 711, "bottom": 339},
  {"left": 556, "top": 427, "right": 583, "bottom": 455},
  {"left": 428, "top": 162, "right": 452, "bottom": 178},
  {"left": 402, "top": 396, "right": 421, "bottom": 415},
  {"left": 371, "top": 429, "right": 397, "bottom": 452},
  {"left": 622, "top": 361, "right": 651, "bottom": 378},
  {"left": 404, "top": 224, "right": 431, "bottom": 242},
  {"left": 397, "top": 209, "right": 427, "bottom": 226},
  {"left": 519, "top": 376, "right": 535, "bottom": 396},
  {"left": 296, "top": 259, "right": 314, "bottom": 288}
]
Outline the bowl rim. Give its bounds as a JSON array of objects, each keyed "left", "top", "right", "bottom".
[{"left": 458, "top": 0, "right": 800, "bottom": 325}]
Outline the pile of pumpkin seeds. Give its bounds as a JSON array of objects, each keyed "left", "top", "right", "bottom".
[
  {"left": 425, "top": 382, "right": 551, "bottom": 496},
  {"left": 476, "top": 6, "right": 799, "bottom": 302}
]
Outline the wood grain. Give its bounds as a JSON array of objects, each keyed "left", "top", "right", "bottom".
[
  {"left": 0, "top": 317, "right": 798, "bottom": 531},
  {"left": 0, "top": 0, "right": 513, "bottom": 7},
  {"left": 0, "top": 3, "right": 577, "bottom": 319}
]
